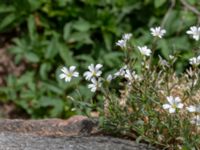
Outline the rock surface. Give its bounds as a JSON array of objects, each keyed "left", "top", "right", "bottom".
[
  {"left": 0, "top": 132, "right": 157, "bottom": 150},
  {"left": 0, "top": 116, "right": 158, "bottom": 150}
]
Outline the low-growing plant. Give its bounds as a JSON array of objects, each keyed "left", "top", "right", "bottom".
[
  {"left": 59, "top": 26, "right": 200, "bottom": 149},
  {"left": 1, "top": 0, "right": 200, "bottom": 118}
]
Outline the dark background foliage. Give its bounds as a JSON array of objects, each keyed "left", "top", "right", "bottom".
[{"left": 0, "top": 0, "right": 199, "bottom": 118}]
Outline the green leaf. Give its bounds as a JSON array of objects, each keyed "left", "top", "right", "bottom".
[
  {"left": 154, "top": 0, "right": 166, "bottom": 8},
  {"left": 0, "top": 5, "right": 14, "bottom": 13},
  {"left": 63, "top": 22, "right": 72, "bottom": 40},
  {"left": 27, "top": 15, "right": 36, "bottom": 41},
  {"left": 69, "top": 32, "right": 93, "bottom": 44},
  {"left": 39, "top": 96, "right": 64, "bottom": 117},
  {"left": 25, "top": 52, "right": 40, "bottom": 63},
  {"left": 45, "top": 37, "right": 59, "bottom": 59},
  {"left": 103, "top": 32, "right": 112, "bottom": 51},
  {"left": 27, "top": 0, "right": 43, "bottom": 10},
  {"left": 41, "top": 82, "right": 63, "bottom": 95},
  {"left": 0, "top": 13, "right": 16, "bottom": 30},
  {"left": 73, "top": 18, "right": 91, "bottom": 32},
  {"left": 58, "top": 43, "right": 76, "bottom": 65},
  {"left": 39, "top": 63, "right": 51, "bottom": 80},
  {"left": 187, "top": 0, "right": 196, "bottom": 5}
]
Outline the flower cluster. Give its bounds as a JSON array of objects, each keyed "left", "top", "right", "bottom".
[
  {"left": 162, "top": 96, "right": 200, "bottom": 125},
  {"left": 138, "top": 46, "right": 151, "bottom": 56},
  {"left": 162, "top": 96, "right": 183, "bottom": 113},
  {"left": 150, "top": 26, "right": 166, "bottom": 38},
  {"left": 83, "top": 64, "right": 103, "bottom": 92},
  {"left": 59, "top": 25, "right": 200, "bottom": 148},
  {"left": 186, "top": 26, "right": 200, "bottom": 41},
  {"left": 59, "top": 66, "right": 79, "bottom": 82},
  {"left": 189, "top": 55, "right": 200, "bottom": 66},
  {"left": 116, "top": 33, "right": 132, "bottom": 49}
]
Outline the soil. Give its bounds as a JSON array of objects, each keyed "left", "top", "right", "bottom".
[{"left": 0, "top": 32, "right": 27, "bottom": 118}]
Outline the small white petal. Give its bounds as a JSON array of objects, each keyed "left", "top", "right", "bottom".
[
  {"left": 69, "top": 66, "right": 76, "bottom": 72},
  {"left": 73, "top": 72, "right": 79, "bottom": 77},
  {"left": 186, "top": 105, "right": 196, "bottom": 112},
  {"left": 59, "top": 73, "right": 66, "bottom": 79},
  {"left": 61, "top": 67, "right": 69, "bottom": 74},
  {"left": 169, "top": 108, "right": 176, "bottom": 113},
  {"left": 95, "top": 64, "right": 103, "bottom": 70},
  {"left": 167, "top": 96, "right": 174, "bottom": 105},
  {"left": 88, "top": 64, "right": 95, "bottom": 72},
  {"left": 163, "top": 104, "right": 171, "bottom": 109},
  {"left": 65, "top": 77, "right": 71, "bottom": 82},
  {"left": 174, "top": 97, "right": 181, "bottom": 103},
  {"left": 177, "top": 103, "right": 184, "bottom": 109},
  {"left": 106, "top": 74, "right": 113, "bottom": 82}
]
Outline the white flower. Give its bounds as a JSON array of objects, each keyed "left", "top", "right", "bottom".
[
  {"left": 189, "top": 56, "right": 200, "bottom": 65},
  {"left": 191, "top": 115, "right": 200, "bottom": 126},
  {"left": 169, "top": 55, "right": 175, "bottom": 60},
  {"left": 59, "top": 66, "right": 79, "bottom": 82},
  {"left": 150, "top": 26, "right": 166, "bottom": 38},
  {"left": 158, "top": 55, "right": 169, "bottom": 67},
  {"left": 106, "top": 74, "right": 113, "bottom": 82},
  {"left": 122, "top": 33, "right": 132, "bottom": 41},
  {"left": 186, "top": 26, "right": 200, "bottom": 41},
  {"left": 116, "top": 39, "right": 126, "bottom": 49},
  {"left": 114, "top": 65, "right": 128, "bottom": 77},
  {"left": 124, "top": 69, "right": 141, "bottom": 81},
  {"left": 83, "top": 64, "right": 103, "bottom": 81},
  {"left": 138, "top": 46, "right": 152, "bottom": 56},
  {"left": 186, "top": 105, "right": 200, "bottom": 113},
  {"left": 162, "top": 96, "right": 184, "bottom": 113},
  {"left": 88, "top": 78, "right": 102, "bottom": 92}
]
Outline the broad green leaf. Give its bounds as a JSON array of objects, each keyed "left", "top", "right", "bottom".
[
  {"left": 39, "top": 96, "right": 64, "bottom": 117},
  {"left": 73, "top": 18, "right": 91, "bottom": 32},
  {"left": 0, "top": 6, "right": 14, "bottom": 13},
  {"left": 27, "top": 15, "right": 36, "bottom": 41},
  {"left": 154, "top": 0, "right": 166, "bottom": 8},
  {"left": 45, "top": 37, "right": 59, "bottom": 59},
  {"left": 187, "top": 0, "right": 196, "bottom": 5},
  {"left": 103, "top": 32, "right": 112, "bottom": 51},
  {"left": 39, "top": 63, "right": 51, "bottom": 80},
  {"left": 69, "top": 32, "right": 93, "bottom": 44},
  {"left": 63, "top": 22, "right": 72, "bottom": 40},
  {"left": 27, "top": 0, "right": 43, "bottom": 10},
  {"left": 0, "top": 13, "right": 16, "bottom": 30},
  {"left": 58, "top": 43, "right": 76, "bottom": 65},
  {"left": 25, "top": 52, "right": 40, "bottom": 63}
]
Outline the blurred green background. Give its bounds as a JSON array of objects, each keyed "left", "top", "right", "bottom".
[{"left": 0, "top": 0, "right": 199, "bottom": 118}]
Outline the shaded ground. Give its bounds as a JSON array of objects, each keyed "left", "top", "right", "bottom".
[{"left": 0, "top": 33, "right": 28, "bottom": 118}]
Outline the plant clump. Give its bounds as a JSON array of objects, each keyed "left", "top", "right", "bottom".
[{"left": 59, "top": 26, "right": 200, "bottom": 149}]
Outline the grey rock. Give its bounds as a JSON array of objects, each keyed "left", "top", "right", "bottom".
[{"left": 0, "top": 132, "right": 158, "bottom": 150}]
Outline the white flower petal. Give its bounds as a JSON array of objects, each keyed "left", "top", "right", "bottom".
[
  {"left": 163, "top": 104, "right": 171, "bottom": 109},
  {"left": 59, "top": 73, "right": 66, "bottom": 79},
  {"left": 73, "top": 72, "right": 79, "bottom": 77},
  {"left": 169, "top": 108, "right": 176, "bottom": 113},
  {"left": 69, "top": 66, "right": 76, "bottom": 72},
  {"left": 106, "top": 74, "right": 113, "bottom": 82},
  {"left": 95, "top": 64, "right": 103, "bottom": 70},
  {"left": 186, "top": 105, "right": 196, "bottom": 112},
  {"left": 177, "top": 103, "right": 184, "bottom": 109},
  {"left": 174, "top": 97, "right": 181, "bottom": 103},
  {"left": 61, "top": 67, "right": 69, "bottom": 74},
  {"left": 167, "top": 96, "right": 174, "bottom": 105},
  {"left": 64, "top": 76, "right": 71, "bottom": 82},
  {"left": 88, "top": 64, "right": 95, "bottom": 72}
]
